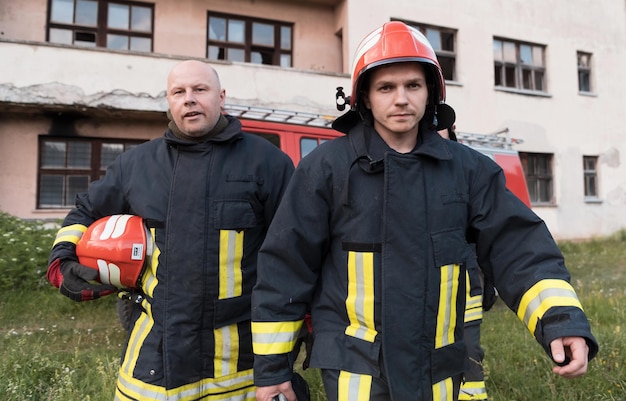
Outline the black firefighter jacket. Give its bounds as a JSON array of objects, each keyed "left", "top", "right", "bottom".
[
  {"left": 48, "top": 115, "right": 294, "bottom": 400},
  {"left": 252, "top": 121, "right": 598, "bottom": 401}
]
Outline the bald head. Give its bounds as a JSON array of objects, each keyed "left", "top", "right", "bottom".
[{"left": 166, "top": 60, "right": 225, "bottom": 137}]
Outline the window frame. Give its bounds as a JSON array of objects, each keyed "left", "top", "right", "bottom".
[
  {"left": 206, "top": 12, "right": 293, "bottom": 67},
  {"left": 46, "top": 0, "right": 155, "bottom": 52},
  {"left": 577, "top": 51, "right": 594, "bottom": 94},
  {"left": 519, "top": 152, "right": 554, "bottom": 205},
  {"left": 398, "top": 19, "right": 457, "bottom": 82},
  {"left": 37, "top": 136, "right": 145, "bottom": 209},
  {"left": 583, "top": 155, "right": 600, "bottom": 200},
  {"left": 493, "top": 37, "right": 547, "bottom": 94}
]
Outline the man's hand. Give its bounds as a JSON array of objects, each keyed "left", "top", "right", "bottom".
[
  {"left": 256, "top": 381, "right": 296, "bottom": 401},
  {"left": 59, "top": 260, "right": 117, "bottom": 302},
  {"left": 550, "top": 336, "right": 590, "bottom": 378}
]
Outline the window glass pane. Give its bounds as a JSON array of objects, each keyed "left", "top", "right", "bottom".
[
  {"left": 101, "top": 143, "right": 124, "bottom": 168},
  {"left": 208, "top": 45, "right": 224, "bottom": 60},
  {"left": 522, "top": 68, "right": 532, "bottom": 90},
  {"left": 425, "top": 28, "right": 441, "bottom": 51},
  {"left": 67, "top": 176, "right": 89, "bottom": 205},
  {"left": 532, "top": 46, "right": 543, "bottom": 66},
  {"left": 578, "top": 53, "right": 590, "bottom": 68},
  {"left": 504, "top": 65, "right": 516, "bottom": 87},
  {"left": 251, "top": 49, "right": 274, "bottom": 65},
  {"left": 494, "top": 64, "right": 502, "bottom": 86},
  {"left": 503, "top": 41, "right": 516, "bottom": 62},
  {"left": 130, "top": 36, "right": 151, "bottom": 52},
  {"left": 438, "top": 56, "right": 454, "bottom": 81},
  {"left": 493, "top": 40, "right": 502, "bottom": 61},
  {"left": 226, "top": 48, "right": 245, "bottom": 62},
  {"left": 208, "top": 17, "right": 226, "bottom": 40},
  {"left": 76, "top": 0, "right": 98, "bottom": 26},
  {"left": 441, "top": 31, "right": 454, "bottom": 51},
  {"left": 520, "top": 44, "right": 532, "bottom": 65},
  {"left": 252, "top": 22, "right": 274, "bottom": 46},
  {"left": 534, "top": 70, "right": 544, "bottom": 91},
  {"left": 42, "top": 141, "right": 66, "bottom": 168},
  {"left": 228, "top": 20, "right": 245, "bottom": 43},
  {"left": 49, "top": 28, "right": 73, "bottom": 44},
  {"left": 67, "top": 141, "right": 90, "bottom": 168},
  {"left": 108, "top": 34, "right": 129, "bottom": 49},
  {"left": 300, "top": 138, "right": 318, "bottom": 159},
  {"left": 39, "top": 175, "right": 64, "bottom": 207},
  {"left": 131, "top": 6, "right": 152, "bottom": 32},
  {"left": 281, "top": 26, "right": 291, "bottom": 50},
  {"left": 108, "top": 3, "right": 129, "bottom": 29},
  {"left": 51, "top": 0, "right": 74, "bottom": 24},
  {"left": 280, "top": 54, "right": 291, "bottom": 68},
  {"left": 74, "top": 30, "right": 96, "bottom": 46},
  {"left": 251, "top": 51, "right": 262, "bottom": 64}
]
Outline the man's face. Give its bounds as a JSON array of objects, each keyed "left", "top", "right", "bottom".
[
  {"left": 363, "top": 62, "right": 429, "bottom": 139},
  {"left": 166, "top": 61, "right": 225, "bottom": 137}
]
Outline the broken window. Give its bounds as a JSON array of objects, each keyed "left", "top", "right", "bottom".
[{"left": 47, "top": 0, "right": 154, "bottom": 52}]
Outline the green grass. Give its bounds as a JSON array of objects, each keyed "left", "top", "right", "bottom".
[{"left": 1, "top": 209, "right": 625, "bottom": 400}]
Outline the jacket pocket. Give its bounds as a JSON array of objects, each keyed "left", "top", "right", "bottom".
[
  {"left": 213, "top": 200, "right": 257, "bottom": 230},
  {"left": 431, "top": 341, "right": 467, "bottom": 383},
  {"left": 309, "top": 331, "right": 381, "bottom": 377},
  {"left": 431, "top": 227, "right": 469, "bottom": 267},
  {"left": 214, "top": 293, "right": 252, "bottom": 328}
]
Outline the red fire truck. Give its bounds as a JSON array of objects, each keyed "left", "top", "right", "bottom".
[{"left": 225, "top": 104, "right": 532, "bottom": 207}]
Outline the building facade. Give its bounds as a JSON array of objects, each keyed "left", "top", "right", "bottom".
[{"left": 1, "top": 0, "right": 625, "bottom": 240}]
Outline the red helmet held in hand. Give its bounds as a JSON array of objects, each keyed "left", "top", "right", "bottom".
[{"left": 76, "top": 214, "right": 152, "bottom": 289}]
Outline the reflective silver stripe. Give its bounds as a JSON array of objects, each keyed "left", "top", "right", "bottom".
[
  {"left": 214, "top": 324, "right": 239, "bottom": 377},
  {"left": 435, "top": 264, "right": 461, "bottom": 348},
  {"left": 115, "top": 368, "right": 255, "bottom": 400},
  {"left": 52, "top": 224, "right": 87, "bottom": 247},
  {"left": 338, "top": 370, "right": 372, "bottom": 401},
  {"left": 432, "top": 377, "right": 453, "bottom": 401},
  {"left": 345, "top": 251, "right": 377, "bottom": 342},
  {"left": 517, "top": 280, "right": 583, "bottom": 334},
  {"left": 458, "top": 380, "right": 488, "bottom": 400},
  {"left": 219, "top": 230, "right": 243, "bottom": 299}
]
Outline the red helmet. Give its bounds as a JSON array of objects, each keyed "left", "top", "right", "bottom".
[
  {"left": 333, "top": 21, "right": 454, "bottom": 133},
  {"left": 76, "top": 215, "right": 152, "bottom": 289}
]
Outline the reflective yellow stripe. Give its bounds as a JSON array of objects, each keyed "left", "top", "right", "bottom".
[
  {"left": 219, "top": 230, "right": 244, "bottom": 299},
  {"left": 52, "top": 224, "right": 87, "bottom": 247},
  {"left": 141, "top": 228, "right": 159, "bottom": 298},
  {"left": 338, "top": 371, "right": 372, "bottom": 401},
  {"left": 517, "top": 279, "right": 583, "bottom": 335},
  {"left": 120, "top": 295, "right": 154, "bottom": 382},
  {"left": 252, "top": 321, "right": 303, "bottom": 355},
  {"left": 214, "top": 324, "right": 239, "bottom": 377},
  {"left": 458, "top": 380, "right": 488, "bottom": 400},
  {"left": 435, "top": 264, "right": 461, "bottom": 348},
  {"left": 464, "top": 271, "right": 483, "bottom": 323},
  {"left": 115, "top": 367, "right": 255, "bottom": 401},
  {"left": 345, "top": 251, "right": 377, "bottom": 342},
  {"left": 432, "top": 376, "right": 454, "bottom": 401}
]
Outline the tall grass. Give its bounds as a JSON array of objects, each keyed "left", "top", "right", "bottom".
[{"left": 0, "top": 212, "right": 624, "bottom": 400}]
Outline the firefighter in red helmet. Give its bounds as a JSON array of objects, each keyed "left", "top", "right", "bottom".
[{"left": 251, "top": 21, "right": 597, "bottom": 401}]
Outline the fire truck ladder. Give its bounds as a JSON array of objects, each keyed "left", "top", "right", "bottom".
[
  {"left": 456, "top": 128, "right": 523, "bottom": 150},
  {"left": 224, "top": 103, "right": 336, "bottom": 128}
]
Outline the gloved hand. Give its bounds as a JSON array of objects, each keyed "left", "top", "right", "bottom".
[{"left": 60, "top": 260, "right": 117, "bottom": 302}]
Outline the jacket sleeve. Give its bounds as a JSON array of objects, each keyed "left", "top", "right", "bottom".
[
  {"left": 251, "top": 152, "right": 330, "bottom": 386},
  {"left": 467, "top": 152, "right": 598, "bottom": 361}
]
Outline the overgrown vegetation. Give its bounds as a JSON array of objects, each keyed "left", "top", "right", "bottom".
[{"left": 0, "top": 212, "right": 624, "bottom": 400}]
